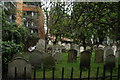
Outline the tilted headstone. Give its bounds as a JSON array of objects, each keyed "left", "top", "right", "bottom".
[
  {"left": 68, "top": 49, "right": 77, "bottom": 62},
  {"left": 94, "top": 49, "right": 104, "bottom": 63},
  {"left": 7, "top": 57, "right": 32, "bottom": 79},
  {"left": 80, "top": 50, "right": 91, "bottom": 68},
  {"left": 43, "top": 55, "right": 55, "bottom": 68},
  {"left": 29, "top": 50, "right": 43, "bottom": 68},
  {"left": 105, "top": 54, "right": 115, "bottom": 70},
  {"left": 36, "top": 39, "right": 45, "bottom": 53}
]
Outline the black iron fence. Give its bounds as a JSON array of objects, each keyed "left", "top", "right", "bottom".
[{"left": 3, "top": 64, "right": 120, "bottom": 80}]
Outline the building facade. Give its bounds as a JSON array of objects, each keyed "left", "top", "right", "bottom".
[{"left": 4, "top": 2, "right": 45, "bottom": 39}]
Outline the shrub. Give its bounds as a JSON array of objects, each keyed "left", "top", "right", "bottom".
[
  {"left": 43, "top": 56, "right": 55, "bottom": 69},
  {"left": 2, "top": 41, "right": 23, "bottom": 64}
]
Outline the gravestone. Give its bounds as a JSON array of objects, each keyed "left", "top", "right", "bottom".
[
  {"left": 112, "top": 44, "right": 117, "bottom": 57},
  {"left": 53, "top": 52, "right": 61, "bottom": 62},
  {"left": 80, "top": 50, "right": 91, "bottom": 68},
  {"left": 65, "top": 43, "right": 70, "bottom": 49},
  {"left": 7, "top": 57, "right": 32, "bottom": 79},
  {"left": 105, "top": 54, "right": 115, "bottom": 70},
  {"left": 94, "top": 49, "right": 104, "bottom": 63},
  {"left": 80, "top": 46, "right": 84, "bottom": 52},
  {"left": 104, "top": 46, "right": 113, "bottom": 59},
  {"left": 61, "top": 46, "right": 66, "bottom": 53},
  {"left": 43, "top": 56, "right": 55, "bottom": 68},
  {"left": 116, "top": 50, "right": 120, "bottom": 58},
  {"left": 98, "top": 45, "right": 105, "bottom": 49},
  {"left": 86, "top": 46, "right": 91, "bottom": 50},
  {"left": 29, "top": 50, "right": 43, "bottom": 68},
  {"left": 68, "top": 49, "right": 77, "bottom": 62},
  {"left": 93, "top": 45, "right": 97, "bottom": 51},
  {"left": 53, "top": 45, "right": 62, "bottom": 54},
  {"left": 73, "top": 44, "right": 80, "bottom": 57},
  {"left": 105, "top": 49, "right": 114, "bottom": 58},
  {"left": 47, "top": 45, "right": 53, "bottom": 54},
  {"left": 36, "top": 39, "right": 45, "bottom": 53},
  {"left": 12, "top": 54, "right": 23, "bottom": 59}
]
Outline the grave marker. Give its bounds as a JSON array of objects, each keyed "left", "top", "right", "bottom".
[
  {"left": 7, "top": 57, "right": 31, "bottom": 79},
  {"left": 80, "top": 50, "right": 91, "bottom": 68},
  {"left": 68, "top": 49, "right": 77, "bottom": 62},
  {"left": 94, "top": 49, "right": 104, "bottom": 63}
]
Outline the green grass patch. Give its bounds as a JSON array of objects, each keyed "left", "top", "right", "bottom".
[{"left": 22, "top": 51, "right": 120, "bottom": 79}]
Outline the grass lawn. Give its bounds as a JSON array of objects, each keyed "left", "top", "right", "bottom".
[{"left": 22, "top": 51, "right": 120, "bottom": 79}]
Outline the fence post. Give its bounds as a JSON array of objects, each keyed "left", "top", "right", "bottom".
[
  {"left": 88, "top": 67, "right": 90, "bottom": 80},
  {"left": 96, "top": 67, "right": 99, "bottom": 80},
  {"left": 43, "top": 67, "right": 45, "bottom": 80},
  {"left": 52, "top": 67, "right": 55, "bottom": 80},
  {"left": 24, "top": 67, "right": 26, "bottom": 80},
  {"left": 15, "top": 67, "right": 17, "bottom": 80},
  {"left": 118, "top": 64, "right": 120, "bottom": 80},
  {"left": 70, "top": 67, "right": 73, "bottom": 80},
  {"left": 79, "top": 67, "right": 82, "bottom": 80},
  {"left": 110, "top": 68, "right": 113, "bottom": 80},
  {"left": 62, "top": 67, "right": 64, "bottom": 80},
  {"left": 34, "top": 67, "right": 36, "bottom": 80},
  {"left": 103, "top": 65, "right": 106, "bottom": 80}
]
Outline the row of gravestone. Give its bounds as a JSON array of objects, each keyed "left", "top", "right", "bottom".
[
  {"left": 7, "top": 50, "right": 56, "bottom": 79},
  {"left": 67, "top": 47, "right": 119, "bottom": 69}
]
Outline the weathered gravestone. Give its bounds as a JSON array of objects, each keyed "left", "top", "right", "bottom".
[
  {"left": 86, "top": 46, "right": 91, "bottom": 50},
  {"left": 72, "top": 44, "right": 80, "bottom": 57},
  {"left": 36, "top": 39, "right": 45, "bottom": 53},
  {"left": 53, "top": 45, "right": 62, "bottom": 53},
  {"left": 29, "top": 50, "right": 43, "bottom": 68},
  {"left": 53, "top": 52, "right": 61, "bottom": 62},
  {"left": 12, "top": 54, "right": 23, "bottom": 59},
  {"left": 94, "top": 49, "right": 104, "bottom": 63},
  {"left": 115, "top": 45, "right": 120, "bottom": 58},
  {"left": 80, "top": 46, "right": 84, "bottom": 52},
  {"left": 7, "top": 57, "right": 32, "bottom": 79},
  {"left": 116, "top": 50, "right": 120, "bottom": 58},
  {"left": 105, "top": 54, "right": 115, "bottom": 70},
  {"left": 105, "top": 48, "right": 114, "bottom": 58},
  {"left": 80, "top": 50, "right": 91, "bottom": 68},
  {"left": 47, "top": 45, "right": 53, "bottom": 54},
  {"left": 43, "top": 56, "right": 55, "bottom": 68},
  {"left": 61, "top": 46, "right": 66, "bottom": 53},
  {"left": 68, "top": 49, "right": 77, "bottom": 62},
  {"left": 104, "top": 46, "right": 113, "bottom": 59}
]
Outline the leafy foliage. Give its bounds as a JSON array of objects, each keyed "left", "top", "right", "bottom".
[{"left": 2, "top": 41, "right": 23, "bottom": 64}]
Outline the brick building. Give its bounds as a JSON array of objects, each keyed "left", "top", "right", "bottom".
[{"left": 4, "top": 1, "right": 45, "bottom": 39}]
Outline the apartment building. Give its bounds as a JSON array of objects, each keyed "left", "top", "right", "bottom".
[{"left": 3, "top": 2, "right": 45, "bottom": 39}]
